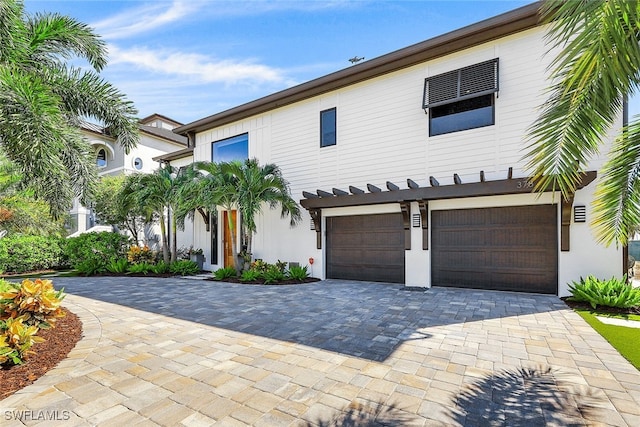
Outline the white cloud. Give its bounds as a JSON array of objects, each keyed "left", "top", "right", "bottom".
[
  {"left": 107, "top": 45, "right": 288, "bottom": 85},
  {"left": 91, "top": 0, "right": 362, "bottom": 40},
  {"left": 92, "top": 1, "right": 203, "bottom": 40}
]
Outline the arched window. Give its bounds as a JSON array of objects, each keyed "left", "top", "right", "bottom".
[{"left": 96, "top": 148, "right": 107, "bottom": 168}]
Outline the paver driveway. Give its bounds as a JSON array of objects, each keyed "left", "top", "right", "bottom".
[{"left": 2, "top": 277, "right": 640, "bottom": 426}]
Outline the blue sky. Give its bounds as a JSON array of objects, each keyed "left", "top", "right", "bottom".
[{"left": 25, "top": 0, "right": 619, "bottom": 126}]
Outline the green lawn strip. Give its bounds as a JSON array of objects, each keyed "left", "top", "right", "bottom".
[{"left": 575, "top": 309, "right": 640, "bottom": 370}]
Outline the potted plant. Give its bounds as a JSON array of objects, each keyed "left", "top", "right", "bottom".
[
  {"left": 189, "top": 247, "right": 205, "bottom": 270},
  {"left": 237, "top": 250, "right": 252, "bottom": 271}
]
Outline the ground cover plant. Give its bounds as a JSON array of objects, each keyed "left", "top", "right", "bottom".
[
  {"left": 568, "top": 276, "right": 640, "bottom": 310},
  {"left": 63, "top": 235, "right": 201, "bottom": 277},
  {"left": 212, "top": 261, "right": 315, "bottom": 285}
]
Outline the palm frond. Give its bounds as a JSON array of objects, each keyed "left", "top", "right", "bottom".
[
  {"left": 593, "top": 116, "right": 640, "bottom": 246},
  {"left": 525, "top": 0, "right": 640, "bottom": 201},
  {"left": 26, "top": 12, "right": 107, "bottom": 71}
]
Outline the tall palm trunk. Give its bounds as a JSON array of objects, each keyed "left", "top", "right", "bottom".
[
  {"left": 170, "top": 206, "right": 178, "bottom": 262},
  {"left": 158, "top": 213, "right": 170, "bottom": 263},
  {"left": 226, "top": 208, "right": 239, "bottom": 273}
]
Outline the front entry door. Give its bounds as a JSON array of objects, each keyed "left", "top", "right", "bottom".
[{"left": 223, "top": 210, "right": 237, "bottom": 268}]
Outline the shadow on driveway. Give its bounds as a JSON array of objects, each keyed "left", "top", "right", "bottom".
[{"left": 52, "top": 277, "right": 568, "bottom": 363}]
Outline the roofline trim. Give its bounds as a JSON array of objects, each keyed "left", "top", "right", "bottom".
[
  {"left": 176, "top": 2, "right": 541, "bottom": 135},
  {"left": 152, "top": 147, "right": 194, "bottom": 162}
]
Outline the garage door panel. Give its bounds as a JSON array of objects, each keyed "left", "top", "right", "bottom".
[
  {"left": 432, "top": 205, "right": 557, "bottom": 294},
  {"left": 433, "top": 229, "right": 487, "bottom": 246},
  {"left": 326, "top": 213, "right": 404, "bottom": 283}
]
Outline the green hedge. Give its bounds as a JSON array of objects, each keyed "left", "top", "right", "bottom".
[
  {"left": 0, "top": 235, "right": 64, "bottom": 274},
  {"left": 63, "top": 232, "right": 131, "bottom": 271}
]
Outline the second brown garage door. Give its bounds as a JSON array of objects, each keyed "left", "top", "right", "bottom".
[
  {"left": 326, "top": 213, "right": 405, "bottom": 283},
  {"left": 431, "top": 205, "right": 558, "bottom": 294}
]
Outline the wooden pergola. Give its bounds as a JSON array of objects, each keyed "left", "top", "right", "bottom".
[{"left": 300, "top": 169, "right": 597, "bottom": 251}]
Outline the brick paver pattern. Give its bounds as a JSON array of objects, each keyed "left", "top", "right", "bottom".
[{"left": 1, "top": 277, "right": 639, "bottom": 426}]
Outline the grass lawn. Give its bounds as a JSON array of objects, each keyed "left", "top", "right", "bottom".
[{"left": 575, "top": 309, "right": 640, "bottom": 370}]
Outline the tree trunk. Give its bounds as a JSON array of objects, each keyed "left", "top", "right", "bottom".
[
  {"left": 247, "top": 231, "right": 253, "bottom": 257},
  {"left": 159, "top": 213, "right": 170, "bottom": 263},
  {"left": 171, "top": 207, "right": 177, "bottom": 262},
  {"left": 227, "top": 208, "right": 239, "bottom": 274}
]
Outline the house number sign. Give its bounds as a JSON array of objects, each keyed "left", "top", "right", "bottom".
[{"left": 516, "top": 179, "right": 534, "bottom": 189}]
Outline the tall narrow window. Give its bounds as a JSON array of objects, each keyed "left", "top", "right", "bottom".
[
  {"left": 423, "top": 58, "right": 499, "bottom": 136},
  {"left": 320, "top": 108, "right": 336, "bottom": 147},
  {"left": 96, "top": 148, "right": 107, "bottom": 168},
  {"left": 212, "top": 133, "right": 248, "bottom": 163}
]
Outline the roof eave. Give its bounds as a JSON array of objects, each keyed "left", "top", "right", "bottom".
[{"left": 152, "top": 147, "right": 194, "bottom": 162}]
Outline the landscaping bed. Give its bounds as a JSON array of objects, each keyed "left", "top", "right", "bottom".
[
  {"left": 207, "top": 276, "right": 320, "bottom": 285},
  {"left": 0, "top": 307, "right": 82, "bottom": 399}
]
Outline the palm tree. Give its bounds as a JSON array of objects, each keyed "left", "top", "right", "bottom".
[
  {"left": 221, "top": 159, "right": 301, "bottom": 255},
  {"left": 0, "top": 0, "right": 139, "bottom": 218},
  {"left": 525, "top": 0, "right": 640, "bottom": 246},
  {"left": 131, "top": 165, "right": 198, "bottom": 263},
  {"left": 190, "top": 161, "right": 241, "bottom": 270}
]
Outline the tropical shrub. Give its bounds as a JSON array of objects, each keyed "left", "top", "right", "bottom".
[
  {"left": 75, "top": 259, "right": 106, "bottom": 276},
  {"left": 0, "top": 278, "right": 66, "bottom": 329},
  {"left": 214, "top": 266, "right": 237, "bottom": 280},
  {"left": 127, "top": 262, "right": 154, "bottom": 275},
  {"left": 275, "top": 260, "right": 287, "bottom": 273},
  {"left": 0, "top": 279, "right": 66, "bottom": 367},
  {"left": 568, "top": 276, "right": 640, "bottom": 309},
  {"left": 0, "top": 334, "right": 12, "bottom": 365},
  {"left": 106, "top": 258, "right": 129, "bottom": 274},
  {"left": 151, "top": 261, "right": 171, "bottom": 274},
  {"left": 127, "top": 245, "right": 155, "bottom": 264},
  {"left": 64, "top": 232, "right": 131, "bottom": 273},
  {"left": 0, "top": 279, "right": 14, "bottom": 293},
  {"left": 287, "top": 265, "right": 309, "bottom": 281},
  {"left": 240, "top": 269, "right": 262, "bottom": 282},
  {"left": 249, "top": 259, "right": 269, "bottom": 274},
  {"left": 0, "top": 316, "right": 43, "bottom": 365},
  {"left": 170, "top": 260, "right": 199, "bottom": 276},
  {"left": 0, "top": 235, "right": 64, "bottom": 274},
  {"left": 263, "top": 265, "right": 286, "bottom": 284}
]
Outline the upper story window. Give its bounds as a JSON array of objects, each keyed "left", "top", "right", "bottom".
[
  {"left": 133, "top": 157, "right": 143, "bottom": 170},
  {"left": 96, "top": 148, "right": 107, "bottom": 168},
  {"left": 212, "top": 133, "right": 248, "bottom": 163},
  {"left": 320, "top": 108, "right": 336, "bottom": 147},
  {"left": 423, "top": 58, "right": 499, "bottom": 137}
]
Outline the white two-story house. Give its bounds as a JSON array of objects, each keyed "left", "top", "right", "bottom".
[
  {"left": 173, "top": 3, "right": 623, "bottom": 296},
  {"left": 69, "top": 114, "right": 188, "bottom": 241}
]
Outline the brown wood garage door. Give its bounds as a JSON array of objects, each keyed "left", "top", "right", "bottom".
[
  {"left": 326, "top": 213, "right": 405, "bottom": 283},
  {"left": 431, "top": 205, "right": 557, "bottom": 294}
]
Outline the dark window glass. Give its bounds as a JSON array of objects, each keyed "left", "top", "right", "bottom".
[
  {"left": 96, "top": 149, "right": 107, "bottom": 167},
  {"left": 212, "top": 134, "right": 248, "bottom": 163},
  {"left": 320, "top": 108, "right": 336, "bottom": 147},
  {"left": 429, "top": 94, "right": 494, "bottom": 136},
  {"left": 211, "top": 212, "right": 218, "bottom": 265}
]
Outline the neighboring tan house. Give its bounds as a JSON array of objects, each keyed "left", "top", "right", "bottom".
[
  {"left": 171, "top": 3, "right": 623, "bottom": 296},
  {"left": 68, "top": 114, "right": 188, "bottom": 243}
]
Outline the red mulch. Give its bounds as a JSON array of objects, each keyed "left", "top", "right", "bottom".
[{"left": 0, "top": 308, "right": 83, "bottom": 400}]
